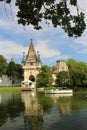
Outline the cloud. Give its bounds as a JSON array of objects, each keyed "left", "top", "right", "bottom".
[
  {"left": 73, "top": 0, "right": 87, "bottom": 54},
  {"left": 73, "top": 29, "right": 87, "bottom": 54},
  {"left": 35, "top": 40, "right": 69, "bottom": 60},
  {"left": 0, "top": 40, "right": 28, "bottom": 58},
  {"left": 78, "top": 0, "right": 87, "bottom": 13},
  {"left": 0, "top": 19, "right": 13, "bottom": 29},
  {"left": 0, "top": 0, "right": 87, "bottom": 65},
  {"left": 0, "top": 39, "right": 70, "bottom": 65},
  {"left": 0, "top": 0, "right": 68, "bottom": 37},
  {"left": 35, "top": 40, "right": 61, "bottom": 58},
  {"left": 35, "top": 40, "right": 70, "bottom": 66},
  {"left": 78, "top": 49, "right": 87, "bottom": 54},
  {"left": 75, "top": 30, "right": 87, "bottom": 47},
  {"left": 75, "top": 39, "right": 87, "bottom": 47}
]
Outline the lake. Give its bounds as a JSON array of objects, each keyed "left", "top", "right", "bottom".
[{"left": 0, "top": 90, "right": 87, "bottom": 130}]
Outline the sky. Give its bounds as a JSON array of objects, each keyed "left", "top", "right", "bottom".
[{"left": 0, "top": 0, "right": 87, "bottom": 67}]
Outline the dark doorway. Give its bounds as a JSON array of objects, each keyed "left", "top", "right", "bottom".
[{"left": 29, "top": 75, "right": 35, "bottom": 82}]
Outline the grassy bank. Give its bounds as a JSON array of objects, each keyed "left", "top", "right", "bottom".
[
  {"left": 44, "top": 86, "right": 56, "bottom": 90},
  {"left": 0, "top": 86, "right": 21, "bottom": 92}
]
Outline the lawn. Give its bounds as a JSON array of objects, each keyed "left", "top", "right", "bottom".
[{"left": 0, "top": 86, "right": 21, "bottom": 92}]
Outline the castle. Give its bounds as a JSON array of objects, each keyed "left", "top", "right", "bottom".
[
  {"left": 21, "top": 40, "right": 68, "bottom": 89},
  {"left": 21, "top": 40, "right": 42, "bottom": 90}
]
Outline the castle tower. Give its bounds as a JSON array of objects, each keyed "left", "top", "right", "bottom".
[
  {"left": 23, "top": 40, "right": 42, "bottom": 83},
  {"left": 53, "top": 60, "right": 68, "bottom": 74}
]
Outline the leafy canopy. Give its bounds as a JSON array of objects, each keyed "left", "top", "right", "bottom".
[
  {"left": 0, "top": 0, "right": 86, "bottom": 37},
  {"left": 36, "top": 65, "right": 53, "bottom": 87},
  {"left": 0, "top": 55, "right": 7, "bottom": 77},
  {"left": 66, "top": 59, "right": 87, "bottom": 86},
  {"left": 6, "top": 61, "right": 23, "bottom": 80},
  {"left": 56, "top": 71, "right": 70, "bottom": 87}
]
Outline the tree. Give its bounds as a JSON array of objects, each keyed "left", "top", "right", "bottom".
[
  {"left": 36, "top": 65, "right": 53, "bottom": 87},
  {"left": 0, "top": 55, "right": 7, "bottom": 77},
  {"left": 6, "top": 61, "right": 23, "bottom": 84},
  {"left": 16, "top": 64, "right": 23, "bottom": 80},
  {"left": 66, "top": 59, "right": 87, "bottom": 86},
  {"left": 0, "top": 0, "right": 86, "bottom": 37},
  {"left": 6, "top": 61, "right": 18, "bottom": 84},
  {"left": 56, "top": 71, "right": 70, "bottom": 87}
]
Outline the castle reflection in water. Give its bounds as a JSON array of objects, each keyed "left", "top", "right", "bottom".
[
  {"left": 21, "top": 91, "right": 44, "bottom": 130},
  {"left": 21, "top": 91, "right": 72, "bottom": 130}
]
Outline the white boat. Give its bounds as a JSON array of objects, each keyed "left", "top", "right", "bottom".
[
  {"left": 45, "top": 89, "right": 73, "bottom": 94},
  {"left": 45, "top": 93, "right": 73, "bottom": 99}
]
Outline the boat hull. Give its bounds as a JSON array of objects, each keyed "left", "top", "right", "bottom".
[{"left": 45, "top": 89, "right": 73, "bottom": 94}]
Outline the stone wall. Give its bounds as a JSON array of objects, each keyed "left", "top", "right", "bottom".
[{"left": 0, "top": 75, "right": 12, "bottom": 86}]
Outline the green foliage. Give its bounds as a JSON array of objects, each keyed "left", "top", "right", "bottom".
[
  {"left": 0, "top": 55, "right": 23, "bottom": 83},
  {"left": 66, "top": 59, "right": 87, "bottom": 86},
  {"left": 16, "top": 64, "right": 23, "bottom": 79},
  {"left": 6, "top": 61, "right": 23, "bottom": 83},
  {"left": 6, "top": 61, "right": 17, "bottom": 79},
  {"left": 36, "top": 65, "right": 53, "bottom": 87},
  {"left": 0, "top": 55, "right": 8, "bottom": 77},
  {"left": 0, "top": 0, "right": 86, "bottom": 37},
  {"left": 56, "top": 71, "right": 70, "bottom": 87}
]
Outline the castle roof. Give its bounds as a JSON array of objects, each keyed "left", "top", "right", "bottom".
[
  {"left": 53, "top": 60, "right": 68, "bottom": 74},
  {"left": 26, "top": 40, "right": 37, "bottom": 62}
]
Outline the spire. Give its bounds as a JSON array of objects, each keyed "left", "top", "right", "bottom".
[
  {"left": 26, "top": 39, "right": 37, "bottom": 62},
  {"left": 37, "top": 51, "right": 41, "bottom": 62},
  {"left": 11, "top": 56, "right": 15, "bottom": 62},
  {"left": 30, "top": 39, "right": 32, "bottom": 43},
  {"left": 22, "top": 52, "right": 26, "bottom": 65},
  {"left": 29, "top": 39, "right": 35, "bottom": 52}
]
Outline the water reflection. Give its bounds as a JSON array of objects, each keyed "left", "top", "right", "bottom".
[
  {"left": 21, "top": 91, "right": 43, "bottom": 130},
  {"left": 0, "top": 92, "right": 24, "bottom": 130},
  {"left": 45, "top": 93, "right": 72, "bottom": 116},
  {"left": 21, "top": 92, "right": 73, "bottom": 130},
  {"left": 0, "top": 91, "right": 87, "bottom": 130},
  {"left": 42, "top": 92, "right": 87, "bottom": 130}
]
